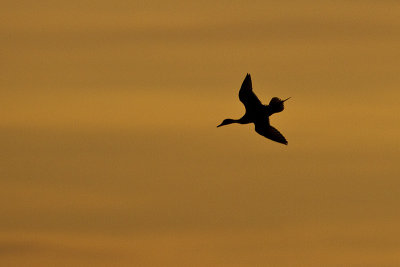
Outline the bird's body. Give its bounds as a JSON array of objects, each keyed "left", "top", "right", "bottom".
[{"left": 217, "top": 74, "right": 290, "bottom": 145}]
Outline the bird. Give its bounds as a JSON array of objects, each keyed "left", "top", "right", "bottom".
[{"left": 217, "top": 73, "right": 290, "bottom": 145}]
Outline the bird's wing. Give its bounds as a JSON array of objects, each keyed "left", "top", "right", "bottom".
[
  {"left": 239, "top": 73, "right": 263, "bottom": 111},
  {"left": 254, "top": 120, "right": 288, "bottom": 145}
]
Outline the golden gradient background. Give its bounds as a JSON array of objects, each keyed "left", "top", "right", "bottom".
[{"left": 1, "top": 1, "right": 400, "bottom": 266}]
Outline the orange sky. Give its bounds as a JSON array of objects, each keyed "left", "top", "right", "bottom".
[{"left": 1, "top": 1, "right": 400, "bottom": 266}]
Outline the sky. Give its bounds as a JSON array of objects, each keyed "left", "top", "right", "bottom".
[{"left": 1, "top": 1, "right": 400, "bottom": 266}]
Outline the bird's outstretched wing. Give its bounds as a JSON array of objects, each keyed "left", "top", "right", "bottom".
[
  {"left": 239, "top": 73, "right": 263, "bottom": 111},
  {"left": 254, "top": 120, "right": 288, "bottom": 145}
]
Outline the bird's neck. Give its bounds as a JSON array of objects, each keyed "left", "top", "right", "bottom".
[
  {"left": 219, "top": 118, "right": 248, "bottom": 127},
  {"left": 265, "top": 104, "right": 282, "bottom": 115},
  {"left": 226, "top": 118, "right": 242, "bottom": 125}
]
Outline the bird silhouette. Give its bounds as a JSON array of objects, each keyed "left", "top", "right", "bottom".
[{"left": 217, "top": 73, "right": 290, "bottom": 145}]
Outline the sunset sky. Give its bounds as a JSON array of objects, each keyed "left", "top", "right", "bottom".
[{"left": 1, "top": 1, "right": 400, "bottom": 266}]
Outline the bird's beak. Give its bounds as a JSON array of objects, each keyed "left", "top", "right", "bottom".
[{"left": 282, "top": 97, "right": 291, "bottom": 102}]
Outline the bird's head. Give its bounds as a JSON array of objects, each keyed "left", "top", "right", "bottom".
[
  {"left": 269, "top": 97, "right": 290, "bottom": 113},
  {"left": 217, "top": 118, "right": 235, "bottom": 127}
]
